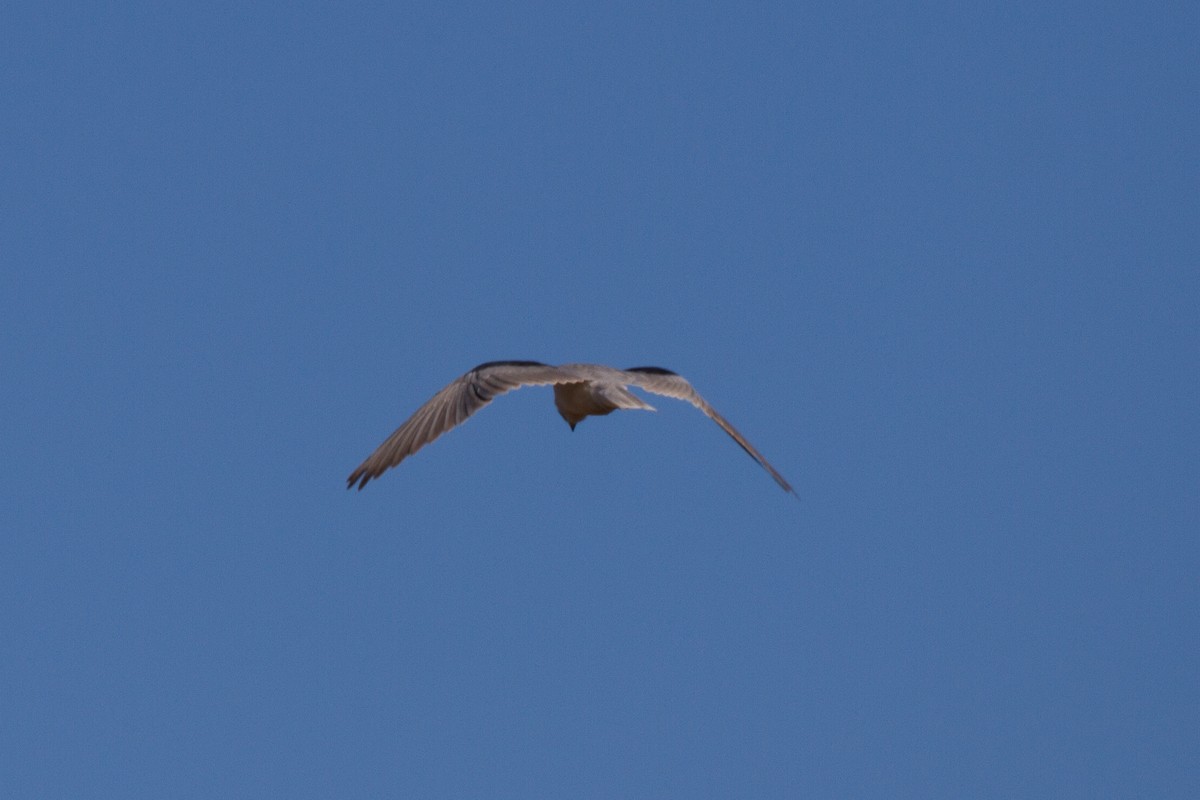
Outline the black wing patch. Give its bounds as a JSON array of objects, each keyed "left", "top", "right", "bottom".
[
  {"left": 471, "top": 359, "right": 550, "bottom": 371},
  {"left": 625, "top": 366, "right": 678, "bottom": 375}
]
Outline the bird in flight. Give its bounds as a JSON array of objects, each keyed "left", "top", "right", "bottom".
[{"left": 347, "top": 360, "right": 795, "bottom": 495}]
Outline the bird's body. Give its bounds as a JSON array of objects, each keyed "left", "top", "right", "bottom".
[
  {"left": 347, "top": 360, "right": 795, "bottom": 495},
  {"left": 551, "top": 366, "right": 656, "bottom": 428}
]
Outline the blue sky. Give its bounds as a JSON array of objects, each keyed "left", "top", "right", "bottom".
[{"left": 2, "top": 2, "right": 1196, "bottom": 797}]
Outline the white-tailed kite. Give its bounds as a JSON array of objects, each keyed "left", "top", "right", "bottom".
[{"left": 347, "top": 360, "right": 795, "bottom": 495}]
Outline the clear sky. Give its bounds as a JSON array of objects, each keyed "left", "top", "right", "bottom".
[{"left": 2, "top": 2, "right": 1196, "bottom": 797}]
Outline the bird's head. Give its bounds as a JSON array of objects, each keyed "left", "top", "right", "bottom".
[{"left": 558, "top": 411, "right": 586, "bottom": 431}]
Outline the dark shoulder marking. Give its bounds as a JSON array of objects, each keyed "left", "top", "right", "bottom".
[
  {"left": 470, "top": 360, "right": 549, "bottom": 372},
  {"left": 625, "top": 366, "right": 678, "bottom": 375}
]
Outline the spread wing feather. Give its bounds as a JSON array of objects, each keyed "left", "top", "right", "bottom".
[
  {"left": 346, "top": 361, "right": 572, "bottom": 490},
  {"left": 623, "top": 367, "right": 796, "bottom": 495}
]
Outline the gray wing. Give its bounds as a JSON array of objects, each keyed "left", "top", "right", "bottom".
[
  {"left": 347, "top": 361, "right": 574, "bottom": 490},
  {"left": 623, "top": 366, "right": 796, "bottom": 496}
]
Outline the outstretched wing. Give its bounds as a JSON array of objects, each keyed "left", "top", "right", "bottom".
[
  {"left": 623, "top": 366, "right": 796, "bottom": 496},
  {"left": 347, "top": 361, "right": 572, "bottom": 490}
]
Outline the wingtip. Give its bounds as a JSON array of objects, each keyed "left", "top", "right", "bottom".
[{"left": 772, "top": 474, "right": 799, "bottom": 499}]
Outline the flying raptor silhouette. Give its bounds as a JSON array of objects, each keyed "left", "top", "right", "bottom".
[{"left": 347, "top": 360, "right": 795, "bottom": 495}]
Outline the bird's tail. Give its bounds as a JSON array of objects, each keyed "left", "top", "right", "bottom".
[{"left": 597, "top": 384, "right": 656, "bottom": 412}]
